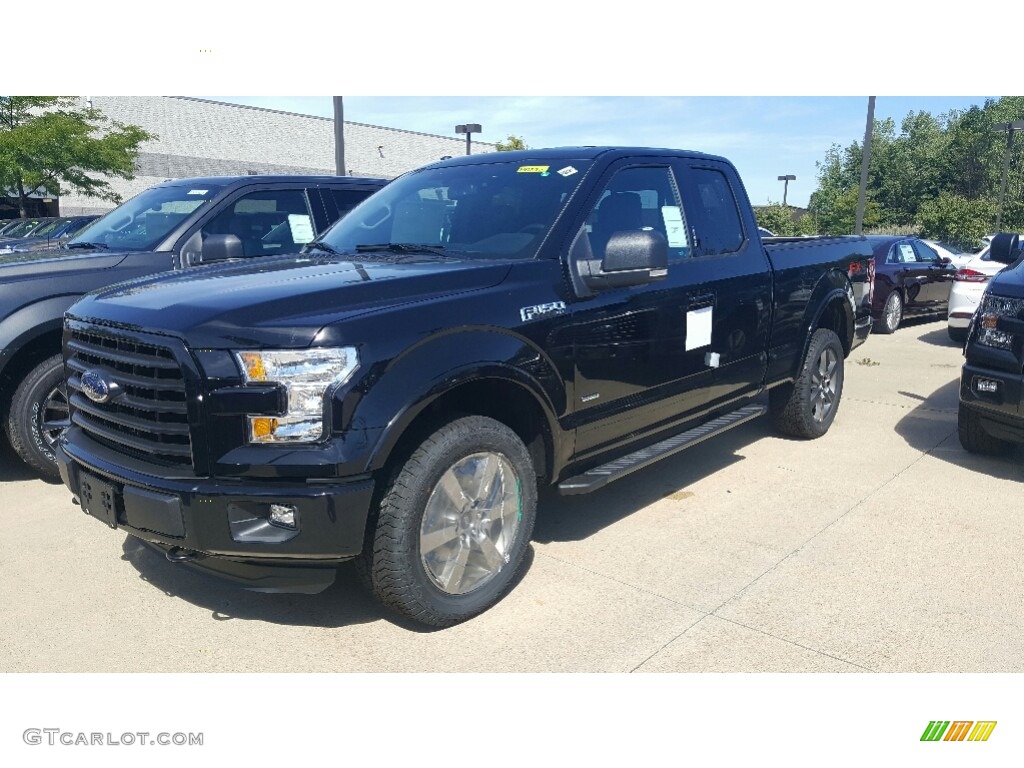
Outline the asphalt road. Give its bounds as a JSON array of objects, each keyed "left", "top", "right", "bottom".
[{"left": 2, "top": 318, "right": 1022, "bottom": 672}]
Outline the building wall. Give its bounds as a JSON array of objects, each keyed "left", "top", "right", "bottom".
[{"left": 59, "top": 97, "right": 496, "bottom": 215}]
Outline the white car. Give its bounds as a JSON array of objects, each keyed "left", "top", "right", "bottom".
[
  {"left": 947, "top": 246, "right": 1004, "bottom": 342},
  {"left": 924, "top": 240, "right": 973, "bottom": 268}
]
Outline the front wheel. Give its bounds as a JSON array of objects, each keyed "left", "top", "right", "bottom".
[
  {"left": 5, "top": 354, "right": 69, "bottom": 480},
  {"left": 958, "top": 404, "right": 1014, "bottom": 456},
  {"left": 770, "top": 328, "right": 845, "bottom": 439},
  {"left": 360, "top": 416, "right": 538, "bottom": 627}
]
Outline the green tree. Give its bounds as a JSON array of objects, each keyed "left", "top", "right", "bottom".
[
  {"left": 917, "top": 193, "right": 994, "bottom": 249},
  {"left": 0, "top": 96, "right": 154, "bottom": 216},
  {"left": 755, "top": 202, "right": 797, "bottom": 236},
  {"left": 495, "top": 134, "right": 528, "bottom": 151}
]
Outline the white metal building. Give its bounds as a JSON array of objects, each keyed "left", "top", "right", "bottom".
[{"left": 58, "top": 97, "right": 497, "bottom": 215}]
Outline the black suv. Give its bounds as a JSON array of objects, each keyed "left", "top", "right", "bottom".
[
  {"left": 959, "top": 232, "right": 1024, "bottom": 454},
  {"left": 0, "top": 175, "right": 387, "bottom": 478}
]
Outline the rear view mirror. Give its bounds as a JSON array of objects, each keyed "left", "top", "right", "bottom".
[
  {"left": 201, "top": 234, "right": 244, "bottom": 262},
  {"left": 989, "top": 232, "right": 1021, "bottom": 265}
]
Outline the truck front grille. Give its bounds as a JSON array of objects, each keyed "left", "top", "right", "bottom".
[{"left": 66, "top": 328, "right": 193, "bottom": 467}]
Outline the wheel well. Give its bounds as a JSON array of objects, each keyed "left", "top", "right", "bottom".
[
  {"left": 382, "top": 379, "right": 554, "bottom": 485},
  {"left": 0, "top": 329, "right": 63, "bottom": 418},
  {"left": 815, "top": 297, "right": 852, "bottom": 356}
]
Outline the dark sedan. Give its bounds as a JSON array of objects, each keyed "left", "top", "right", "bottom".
[
  {"left": 0, "top": 215, "right": 99, "bottom": 253},
  {"left": 868, "top": 235, "right": 959, "bottom": 333}
]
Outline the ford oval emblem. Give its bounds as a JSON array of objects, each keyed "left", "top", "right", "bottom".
[{"left": 81, "top": 369, "right": 121, "bottom": 404}]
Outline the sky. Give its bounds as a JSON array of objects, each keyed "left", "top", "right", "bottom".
[{"left": 201, "top": 96, "right": 993, "bottom": 208}]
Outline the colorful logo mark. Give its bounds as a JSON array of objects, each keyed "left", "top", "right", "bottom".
[{"left": 921, "top": 721, "right": 996, "bottom": 742}]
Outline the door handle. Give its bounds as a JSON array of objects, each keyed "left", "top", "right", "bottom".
[{"left": 687, "top": 294, "right": 715, "bottom": 309}]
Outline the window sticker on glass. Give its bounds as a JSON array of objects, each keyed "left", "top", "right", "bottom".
[
  {"left": 517, "top": 165, "right": 550, "bottom": 174},
  {"left": 898, "top": 243, "right": 915, "bottom": 262},
  {"left": 557, "top": 166, "right": 578, "bottom": 177},
  {"left": 288, "top": 214, "right": 315, "bottom": 243},
  {"left": 187, "top": 189, "right": 209, "bottom": 195},
  {"left": 661, "top": 206, "right": 688, "bottom": 248}
]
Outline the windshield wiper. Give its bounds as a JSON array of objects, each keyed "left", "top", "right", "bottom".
[
  {"left": 355, "top": 242, "right": 451, "bottom": 258},
  {"left": 64, "top": 241, "right": 105, "bottom": 250},
  {"left": 304, "top": 240, "right": 344, "bottom": 256}
]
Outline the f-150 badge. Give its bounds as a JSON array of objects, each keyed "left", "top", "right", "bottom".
[{"left": 520, "top": 301, "right": 567, "bottom": 322}]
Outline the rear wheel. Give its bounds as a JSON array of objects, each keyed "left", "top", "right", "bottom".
[
  {"left": 958, "top": 404, "right": 1014, "bottom": 456},
  {"left": 6, "top": 354, "right": 68, "bottom": 480},
  {"left": 876, "top": 291, "right": 902, "bottom": 334},
  {"left": 770, "top": 328, "right": 845, "bottom": 439},
  {"left": 360, "top": 416, "right": 537, "bottom": 627}
]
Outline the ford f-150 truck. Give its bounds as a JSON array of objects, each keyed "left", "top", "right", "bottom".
[
  {"left": 0, "top": 174, "right": 386, "bottom": 478},
  {"left": 57, "top": 147, "right": 875, "bottom": 627},
  {"left": 958, "top": 232, "right": 1024, "bottom": 454}
]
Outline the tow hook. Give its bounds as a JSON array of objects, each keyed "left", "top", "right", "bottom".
[{"left": 166, "top": 546, "right": 204, "bottom": 564}]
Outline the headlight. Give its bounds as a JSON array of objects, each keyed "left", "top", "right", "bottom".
[
  {"left": 976, "top": 294, "right": 1024, "bottom": 350},
  {"left": 234, "top": 348, "right": 359, "bottom": 443}
]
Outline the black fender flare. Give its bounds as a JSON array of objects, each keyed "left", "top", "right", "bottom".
[
  {"left": 0, "top": 295, "right": 81, "bottom": 380},
  {"left": 797, "top": 270, "right": 855, "bottom": 372},
  {"left": 344, "top": 329, "right": 567, "bottom": 475}
]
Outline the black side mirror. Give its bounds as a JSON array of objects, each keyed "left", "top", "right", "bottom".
[
  {"left": 201, "top": 234, "right": 244, "bottom": 262},
  {"left": 937, "top": 255, "right": 952, "bottom": 265},
  {"left": 990, "top": 233, "right": 1021, "bottom": 265},
  {"left": 582, "top": 230, "right": 668, "bottom": 291}
]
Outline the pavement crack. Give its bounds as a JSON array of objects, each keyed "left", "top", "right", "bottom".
[
  {"left": 533, "top": 548, "right": 709, "bottom": 616},
  {"left": 628, "top": 614, "right": 711, "bottom": 672},
  {"left": 710, "top": 615, "right": 875, "bottom": 671},
  {"left": 710, "top": 424, "right": 958, "bottom": 615}
]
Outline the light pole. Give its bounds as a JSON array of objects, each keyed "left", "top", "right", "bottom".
[
  {"left": 993, "top": 119, "right": 1024, "bottom": 231},
  {"left": 455, "top": 123, "right": 482, "bottom": 156},
  {"left": 777, "top": 175, "right": 796, "bottom": 206},
  {"left": 333, "top": 96, "right": 345, "bottom": 176},
  {"left": 855, "top": 96, "right": 876, "bottom": 236}
]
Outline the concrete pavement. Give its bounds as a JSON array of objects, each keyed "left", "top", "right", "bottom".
[{"left": 2, "top": 318, "right": 1022, "bottom": 672}]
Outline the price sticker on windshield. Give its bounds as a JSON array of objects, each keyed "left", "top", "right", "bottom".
[{"left": 517, "top": 165, "right": 550, "bottom": 174}]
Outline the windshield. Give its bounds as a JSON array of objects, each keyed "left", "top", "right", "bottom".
[
  {"left": 30, "top": 218, "right": 70, "bottom": 237},
  {"left": 318, "top": 159, "right": 592, "bottom": 260},
  {"left": 69, "top": 184, "right": 225, "bottom": 251},
  {"left": 2, "top": 219, "right": 43, "bottom": 237}
]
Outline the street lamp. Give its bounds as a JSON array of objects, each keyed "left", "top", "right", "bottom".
[
  {"left": 777, "top": 175, "right": 796, "bottom": 207},
  {"left": 455, "top": 123, "right": 482, "bottom": 156},
  {"left": 993, "top": 120, "right": 1024, "bottom": 231}
]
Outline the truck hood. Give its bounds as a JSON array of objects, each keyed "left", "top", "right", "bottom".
[
  {"left": 0, "top": 246, "right": 133, "bottom": 276},
  {"left": 68, "top": 253, "right": 513, "bottom": 349},
  {"left": 986, "top": 264, "right": 1024, "bottom": 300}
]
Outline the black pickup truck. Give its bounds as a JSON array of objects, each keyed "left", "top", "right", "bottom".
[
  {"left": 56, "top": 147, "right": 875, "bottom": 626},
  {"left": 0, "top": 174, "right": 386, "bottom": 478},
  {"left": 958, "top": 232, "right": 1024, "bottom": 454}
]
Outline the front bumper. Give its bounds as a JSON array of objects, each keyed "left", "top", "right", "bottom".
[
  {"left": 57, "top": 431, "right": 376, "bottom": 593},
  {"left": 960, "top": 362, "right": 1024, "bottom": 444}
]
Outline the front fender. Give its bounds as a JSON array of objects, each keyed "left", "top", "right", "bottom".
[
  {"left": 340, "top": 328, "right": 567, "bottom": 474},
  {"left": 0, "top": 295, "right": 82, "bottom": 378}
]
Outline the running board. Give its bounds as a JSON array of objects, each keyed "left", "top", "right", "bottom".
[{"left": 558, "top": 404, "right": 767, "bottom": 495}]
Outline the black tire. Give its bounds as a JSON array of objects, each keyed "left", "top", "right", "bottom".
[
  {"left": 958, "top": 404, "right": 1014, "bottom": 456},
  {"left": 360, "top": 416, "right": 537, "bottom": 627},
  {"left": 770, "top": 328, "right": 845, "bottom": 440},
  {"left": 947, "top": 326, "right": 967, "bottom": 344},
  {"left": 5, "top": 354, "right": 68, "bottom": 480},
  {"left": 875, "top": 291, "right": 902, "bottom": 334}
]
